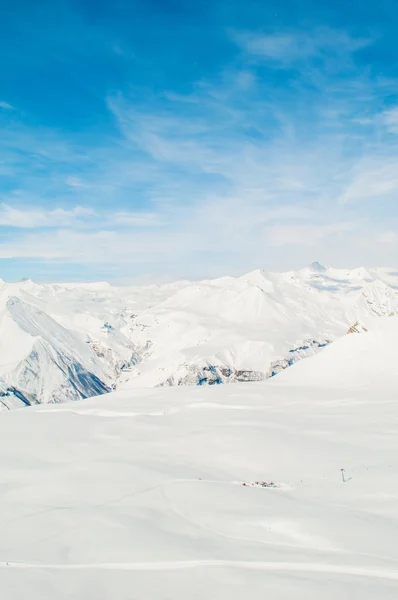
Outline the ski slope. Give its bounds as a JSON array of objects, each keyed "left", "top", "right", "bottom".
[
  {"left": 1, "top": 262, "right": 398, "bottom": 407},
  {"left": 1, "top": 316, "right": 398, "bottom": 598}
]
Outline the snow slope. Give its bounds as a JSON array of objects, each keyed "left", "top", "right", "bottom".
[
  {"left": 1, "top": 316, "right": 398, "bottom": 598},
  {"left": 95, "top": 263, "right": 398, "bottom": 388},
  {"left": 1, "top": 263, "right": 398, "bottom": 406},
  {"left": 0, "top": 297, "right": 112, "bottom": 409}
]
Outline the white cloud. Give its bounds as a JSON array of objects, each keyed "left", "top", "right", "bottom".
[
  {"left": 232, "top": 28, "right": 371, "bottom": 64},
  {"left": 0, "top": 203, "right": 167, "bottom": 232},
  {"left": 265, "top": 222, "right": 356, "bottom": 247},
  {"left": 0, "top": 205, "right": 93, "bottom": 228},
  {"left": 0, "top": 228, "right": 191, "bottom": 264},
  {"left": 112, "top": 212, "right": 163, "bottom": 227},
  {"left": 0, "top": 211, "right": 396, "bottom": 278},
  {"left": 235, "top": 32, "right": 313, "bottom": 61},
  {"left": 380, "top": 107, "right": 398, "bottom": 133},
  {"left": 374, "top": 231, "right": 397, "bottom": 245},
  {"left": 339, "top": 161, "right": 398, "bottom": 203},
  {"left": 65, "top": 176, "right": 87, "bottom": 188},
  {"left": 102, "top": 88, "right": 398, "bottom": 276},
  {"left": 0, "top": 101, "right": 14, "bottom": 110},
  {"left": 0, "top": 29, "right": 397, "bottom": 281}
]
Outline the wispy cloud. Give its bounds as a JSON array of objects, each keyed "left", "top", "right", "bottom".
[
  {"left": 380, "top": 106, "right": 398, "bottom": 133},
  {"left": 232, "top": 28, "right": 371, "bottom": 65},
  {"left": 0, "top": 205, "right": 93, "bottom": 228},
  {"left": 64, "top": 176, "right": 88, "bottom": 188},
  {"left": 265, "top": 221, "right": 357, "bottom": 247},
  {"left": 1, "top": 16, "right": 398, "bottom": 281},
  {"left": 111, "top": 211, "right": 163, "bottom": 227},
  {"left": 2, "top": 69, "right": 398, "bottom": 278},
  {"left": 0, "top": 101, "right": 14, "bottom": 110},
  {"left": 338, "top": 160, "right": 398, "bottom": 204},
  {"left": 0, "top": 208, "right": 395, "bottom": 279}
]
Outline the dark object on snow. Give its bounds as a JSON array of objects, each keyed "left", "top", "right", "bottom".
[
  {"left": 253, "top": 480, "right": 278, "bottom": 488},
  {"left": 242, "top": 480, "right": 279, "bottom": 488}
]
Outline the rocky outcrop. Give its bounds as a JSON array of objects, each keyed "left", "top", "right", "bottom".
[
  {"left": 346, "top": 321, "right": 368, "bottom": 334},
  {"left": 267, "top": 339, "right": 331, "bottom": 378}
]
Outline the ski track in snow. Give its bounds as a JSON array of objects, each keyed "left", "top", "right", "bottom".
[
  {"left": 38, "top": 404, "right": 268, "bottom": 417},
  {"left": 104, "top": 478, "right": 290, "bottom": 509},
  {"left": 2, "top": 306, "right": 398, "bottom": 597},
  {"left": 1, "top": 560, "right": 398, "bottom": 581},
  {"left": 163, "top": 484, "right": 300, "bottom": 552}
]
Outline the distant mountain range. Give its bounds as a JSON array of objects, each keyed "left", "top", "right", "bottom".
[{"left": 1, "top": 263, "right": 397, "bottom": 409}]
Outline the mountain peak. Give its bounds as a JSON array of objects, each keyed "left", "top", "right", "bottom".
[{"left": 309, "top": 261, "right": 329, "bottom": 272}]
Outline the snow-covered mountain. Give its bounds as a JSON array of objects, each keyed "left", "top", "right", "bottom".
[
  {"left": 2, "top": 313, "right": 398, "bottom": 599},
  {"left": 1, "top": 263, "right": 398, "bottom": 408}
]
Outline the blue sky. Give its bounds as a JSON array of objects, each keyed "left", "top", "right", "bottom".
[{"left": 1, "top": 0, "right": 398, "bottom": 282}]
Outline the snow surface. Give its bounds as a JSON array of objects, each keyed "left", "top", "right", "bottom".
[
  {"left": 1, "top": 263, "right": 398, "bottom": 407},
  {"left": 1, "top": 316, "right": 398, "bottom": 598}
]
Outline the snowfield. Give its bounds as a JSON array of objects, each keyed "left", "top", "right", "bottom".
[
  {"left": 1, "top": 316, "right": 398, "bottom": 598},
  {"left": 1, "top": 262, "right": 398, "bottom": 408}
]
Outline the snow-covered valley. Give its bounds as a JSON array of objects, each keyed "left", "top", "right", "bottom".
[
  {"left": 1, "top": 262, "right": 398, "bottom": 408},
  {"left": 1, "top": 315, "right": 398, "bottom": 598}
]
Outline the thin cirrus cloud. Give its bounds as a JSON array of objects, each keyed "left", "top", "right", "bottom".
[
  {"left": 0, "top": 205, "right": 93, "bottom": 228},
  {"left": 64, "top": 176, "right": 88, "bottom": 189},
  {"left": 0, "top": 204, "right": 163, "bottom": 231},
  {"left": 338, "top": 160, "right": 398, "bottom": 204},
  {"left": 380, "top": 107, "right": 398, "bottom": 133},
  {"left": 231, "top": 27, "right": 372, "bottom": 64},
  {"left": 1, "top": 4, "right": 398, "bottom": 280}
]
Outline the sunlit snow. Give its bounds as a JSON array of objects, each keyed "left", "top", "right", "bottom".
[{"left": 1, "top": 317, "right": 398, "bottom": 598}]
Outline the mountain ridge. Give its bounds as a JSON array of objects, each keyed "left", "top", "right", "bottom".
[{"left": 1, "top": 263, "right": 397, "bottom": 409}]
